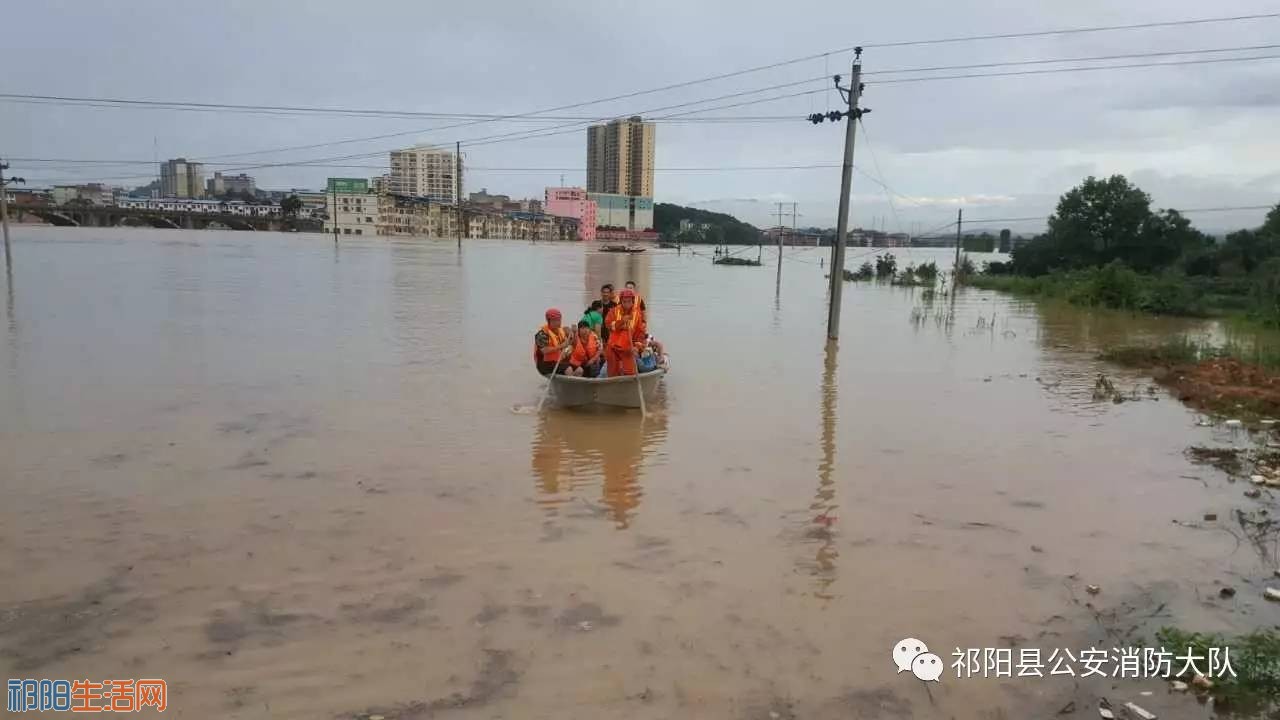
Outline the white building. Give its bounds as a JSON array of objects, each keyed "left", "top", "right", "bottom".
[
  {"left": 324, "top": 178, "right": 378, "bottom": 236},
  {"left": 116, "top": 197, "right": 286, "bottom": 217},
  {"left": 389, "top": 145, "right": 461, "bottom": 203}
]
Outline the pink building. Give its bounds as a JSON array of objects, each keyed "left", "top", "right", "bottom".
[{"left": 544, "top": 187, "right": 597, "bottom": 242}]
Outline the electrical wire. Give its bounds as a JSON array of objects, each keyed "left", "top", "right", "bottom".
[
  {"left": 871, "top": 53, "right": 1280, "bottom": 86},
  {"left": 864, "top": 42, "right": 1280, "bottom": 77},
  {"left": 862, "top": 12, "right": 1280, "bottom": 49},
  {"left": 14, "top": 11, "right": 1269, "bottom": 165}
]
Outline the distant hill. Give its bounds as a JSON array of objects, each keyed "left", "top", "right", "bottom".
[{"left": 653, "top": 203, "right": 761, "bottom": 245}]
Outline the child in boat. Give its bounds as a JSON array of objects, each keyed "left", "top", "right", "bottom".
[{"left": 567, "top": 321, "right": 603, "bottom": 377}]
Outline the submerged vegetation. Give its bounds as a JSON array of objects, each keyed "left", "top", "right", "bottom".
[
  {"left": 845, "top": 255, "right": 946, "bottom": 288},
  {"left": 1155, "top": 627, "right": 1280, "bottom": 707}
]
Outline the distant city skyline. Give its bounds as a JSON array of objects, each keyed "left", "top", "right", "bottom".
[{"left": 2, "top": 2, "right": 1277, "bottom": 233}]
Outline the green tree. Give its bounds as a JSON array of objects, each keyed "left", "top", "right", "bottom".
[
  {"left": 1134, "top": 209, "right": 1211, "bottom": 272},
  {"left": 281, "top": 194, "right": 303, "bottom": 217},
  {"left": 999, "top": 228, "right": 1012, "bottom": 253},
  {"left": 1049, "top": 175, "right": 1152, "bottom": 267},
  {"left": 1011, "top": 175, "right": 1206, "bottom": 275},
  {"left": 1263, "top": 203, "right": 1280, "bottom": 237}
]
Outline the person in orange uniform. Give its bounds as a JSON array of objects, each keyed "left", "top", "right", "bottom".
[
  {"left": 567, "top": 320, "right": 603, "bottom": 377},
  {"left": 533, "top": 308, "right": 573, "bottom": 376},
  {"left": 604, "top": 288, "right": 646, "bottom": 377}
]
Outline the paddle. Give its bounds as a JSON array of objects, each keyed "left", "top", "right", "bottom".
[
  {"left": 536, "top": 332, "right": 572, "bottom": 412},
  {"left": 633, "top": 346, "right": 647, "bottom": 419}
]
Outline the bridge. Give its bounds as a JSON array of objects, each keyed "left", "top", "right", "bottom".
[{"left": 12, "top": 205, "right": 323, "bottom": 233}]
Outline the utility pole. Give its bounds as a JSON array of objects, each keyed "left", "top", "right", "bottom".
[
  {"left": 810, "top": 48, "right": 869, "bottom": 341},
  {"left": 2, "top": 159, "right": 26, "bottom": 268},
  {"left": 455, "top": 141, "right": 462, "bottom": 249},
  {"left": 774, "top": 202, "right": 786, "bottom": 269},
  {"left": 953, "top": 208, "right": 963, "bottom": 278},
  {"left": 331, "top": 180, "right": 338, "bottom": 245}
]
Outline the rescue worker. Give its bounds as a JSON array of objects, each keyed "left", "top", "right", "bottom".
[
  {"left": 624, "top": 280, "right": 647, "bottom": 312},
  {"left": 533, "top": 308, "right": 573, "bottom": 376},
  {"left": 604, "top": 288, "right": 646, "bottom": 377},
  {"left": 567, "top": 320, "right": 603, "bottom": 377}
]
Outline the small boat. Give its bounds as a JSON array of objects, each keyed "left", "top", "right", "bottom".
[
  {"left": 600, "top": 244, "right": 646, "bottom": 253},
  {"left": 714, "top": 256, "right": 762, "bottom": 267},
  {"left": 546, "top": 368, "right": 666, "bottom": 408}
]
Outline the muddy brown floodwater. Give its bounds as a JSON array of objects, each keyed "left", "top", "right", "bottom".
[{"left": 2, "top": 227, "right": 1278, "bottom": 718}]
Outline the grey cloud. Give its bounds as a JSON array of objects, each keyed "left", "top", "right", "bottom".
[{"left": 2, "top": 0, "right": 1277, "bottom": 234}]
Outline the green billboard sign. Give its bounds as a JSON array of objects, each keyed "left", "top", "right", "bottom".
[{"left": 327, "top": 178, "right": 369, "bottom": 193}]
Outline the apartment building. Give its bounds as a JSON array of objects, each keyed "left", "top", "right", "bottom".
[
  {"left": 324, "top": 178, "right": 378, "bottom": 236},
  {"left": 389, "top": 145, "right": 462, "bottom": 203},
  {"left": 585, "top": 116, "right": 655, "bottom": 197}
]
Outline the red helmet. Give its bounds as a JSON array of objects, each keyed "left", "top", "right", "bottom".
[
  {"left": 545, "top": 308, "right": 562, "bottom": 320},
  {"left": 618, "top": 288, "right": 636, "bottom": 300}
]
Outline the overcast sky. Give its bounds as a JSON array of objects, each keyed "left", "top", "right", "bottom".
[{"left": 4, "top": 0, "right": 1279, "bottom": 233}]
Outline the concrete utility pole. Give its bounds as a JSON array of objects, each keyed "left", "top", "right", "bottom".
[
  {"left": 1, "top": 159, "right": 24, "bottom": 268},
  {"left": 331, "top": 180, "right": 338, "bottom": 245},
  {"left": 455, "top": 141, "right": 462, "bottom": 249},
  {"left": 953, "top": 208, "right": 963, "bottom": 278},
  {"left": 774, "top": 202, "right": 786, "bottom": 268},
  {"left": 813, "top": 48, "right": 869, "bottom": 341}
]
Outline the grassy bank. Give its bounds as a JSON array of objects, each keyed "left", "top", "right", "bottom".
[
  {"left": 1100, "top": 337, "right": 1280, "bottom": 372},
  {"left": 1100, "top": 338, "right": 1280, "bottom": 418},
  {"left": 968, "top": 261, "right": 1223, "bottom": 317}
]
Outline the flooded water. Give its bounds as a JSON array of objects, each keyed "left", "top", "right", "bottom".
[{"left": 1, "top": 227, "right": 1275, "bottom": 718}]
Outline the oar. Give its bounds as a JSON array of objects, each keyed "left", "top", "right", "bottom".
[
  {"left": 536, "top": 336, "right": 571, "bottom": 412},
  {"left": 633, "top": 346, "right": 647, "bottom": 419}
]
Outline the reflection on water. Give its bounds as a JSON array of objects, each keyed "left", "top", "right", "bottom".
[
  {"left": 531, "top": 405, "right": 669, "bottom": 528},
  {"left": 800, "top": 340, "right": 840, "bottom": 600},
  {"left": 585, "top": 251, "right": 651, "bottom": 310}
]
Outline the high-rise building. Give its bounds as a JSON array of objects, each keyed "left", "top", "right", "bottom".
[
  {"left": 159, "top": 158, "right": 205, "bottom": 198},
  {"left": 389, "top": 145, "right": 462, "bottom": 203},
  {"left": 585, "top": 116, "right": 654, "bottom": 197}
]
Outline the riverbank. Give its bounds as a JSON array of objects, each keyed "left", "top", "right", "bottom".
[
  {"left": 1099, "top": 338, "right": 1280, "bottom": 418},
  {"left": 966, "top": 261, "right": 1251, "bottom": 318}
]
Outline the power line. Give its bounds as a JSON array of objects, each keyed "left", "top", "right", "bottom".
[
  {"left": 0, "top": 94, "right": 806, "bottom": 123},
  {"left": 10, "top": 157, "right": 846, "bottom": 171},
  {"left": 15, "top": 161, "right": 852, "bottom": 185},
  {"left": 29, "top": 11, "right": 1271, "bottom": 166},
  {"left": 453, "top": 78, "right": 827, "bottom": 148},
  {"left": 871, "top": 53, "right": 1280, "bottom": 86},
  {"left": 19, "top": 43, "right": 1278, "bottom": 183},
  {"left": 920, "top": 205, "right": 1277, "bottom": 229},
  {"left": 10, "top": 42, "right": 1275, "bottom": 121},
  {"left": 862, "top": 12, "right": 1280, "bottom": 50},
  {"left": 864, "top": 42, "right": 1280, "bottom": 77}
]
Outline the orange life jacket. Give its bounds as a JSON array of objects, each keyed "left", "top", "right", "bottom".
[
  {"left": 605, "top": 303, "right": 646, "bottom": 351},
  {"left": 570, "top": 332, "right": 600, "bottom": 366},
  {"left": 534, "top": 324, "right": 568, "bottom": 364}
]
